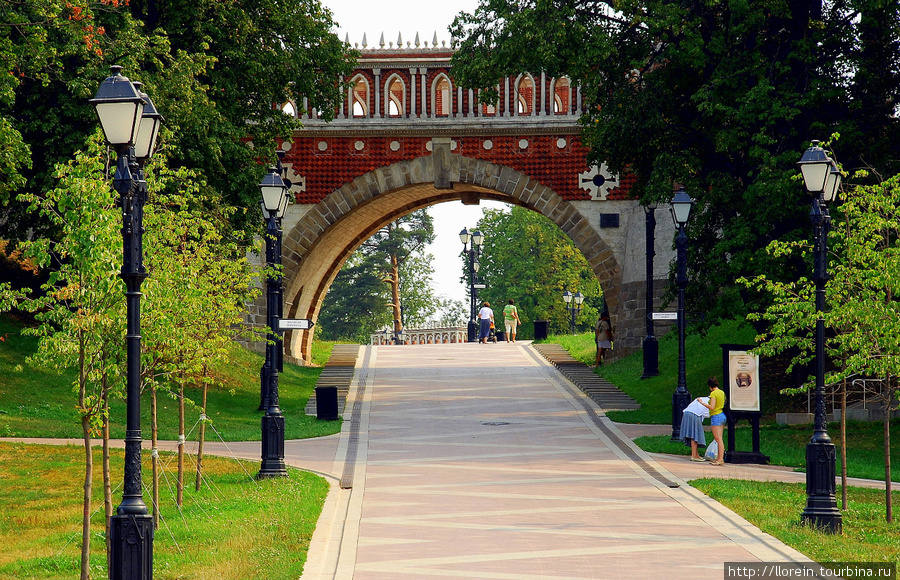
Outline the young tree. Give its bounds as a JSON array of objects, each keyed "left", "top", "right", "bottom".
[
  {"left": 2, "top": 138, "right": 124, "bottom": 580},
  {"left": 742, "top": 168, "right": 900, "bottom": 521}
]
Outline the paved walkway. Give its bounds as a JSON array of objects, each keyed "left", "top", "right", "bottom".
[
  {"left": 302, "top": 343, "right": 812, "bottom": 580},
  {"left": 6, "top": 342, "right": 884, "bottom": 579}
]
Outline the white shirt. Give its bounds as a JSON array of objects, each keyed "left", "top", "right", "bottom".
[
  {"left": 478, "top": 307, "right": 493, "bottom": 320},
  {"left": 684, "top": 396, "right": 710, "bottom": 418}
]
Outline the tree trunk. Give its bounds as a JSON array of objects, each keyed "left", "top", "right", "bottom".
[
  {"left": 81, "top": 416, "right": 93, "bottom": 580},
  {"left": 77, "top": 331, "right": 91, "bottom": 580},
  {"left": 195, "top": 367, "right": 209, "bottom": 492},
  {"left": 151, "top": 385, "right": 159, "bottom": 528},
  {"left": 885, "top": 373, "right": 893, "bottom": 523},
  {"left": 390, "top": 252, "right": 402, "bottom": 338},
  {"left": 177, "top": 383, "right": 185, "bottom": 507},
  {"left": 101, "top": 379, "right": 112, "bottom": 563},
  {"left": 840, "top": 378, "right": 847, "bottom": 510}
]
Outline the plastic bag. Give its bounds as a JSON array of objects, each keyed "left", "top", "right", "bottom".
[{"left": 704, "top": 440, "right": 718, "bottom": 460}]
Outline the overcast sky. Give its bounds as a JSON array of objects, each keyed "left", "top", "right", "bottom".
[{"left": 323, "top": 0, "right": 511, "bottom": 306}]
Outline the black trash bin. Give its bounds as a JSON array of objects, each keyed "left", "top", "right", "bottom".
[
  {"left": 315, "top": 386, "right": 339, "bottom": 421},
  {"left": 533, "top": 320, "right": 549, "bottom": 340}
]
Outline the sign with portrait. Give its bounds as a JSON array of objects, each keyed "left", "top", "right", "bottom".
[{"left": 727, "top": 350, "right": 760, "bottom": 411}]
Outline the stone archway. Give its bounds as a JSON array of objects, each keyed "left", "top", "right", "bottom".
[{"left": 278, "top": 146, "right": 622, "bottom": 363}]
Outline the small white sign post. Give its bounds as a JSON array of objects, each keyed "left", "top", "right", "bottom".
[{"left": 278, "top": 319, "right": 314, "bottom": 331}]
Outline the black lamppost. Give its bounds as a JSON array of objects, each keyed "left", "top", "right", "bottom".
[
  {"left": 670, "top": 188, "right": 693, "bottom": 440},
  {"left": 642, "top": 202, "right": 659, "bottom": 378},
  {"left": 459, "top": 228, "right": 484, "bottom": 342},
  {"left": 257, "top": 158, "right": 291, "bottom": 479},
  {"left": 258, "top": 152, "right": 291, "bottom": 411},
  {"left": 798, "top": 141, "right": 842, "bottom": 533},
  {"left": 562, "top": 290, "right": 584, "bottom": 334},
  {"left": 92, "top": 65, "right": 162, "bottom": 580}
]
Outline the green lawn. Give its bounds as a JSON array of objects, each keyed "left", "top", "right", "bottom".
[
  {"left": 692, "top": 478, "right": 900, "bottom": 563},
  {"left": 637, "top": 420, "right": 900, "bottom": 482},
  {"left": 0, "top": 316, "right": 341, "bottom": 441},
  {"left": 0, "top": 442, "right": 327, "bottom": 579}
]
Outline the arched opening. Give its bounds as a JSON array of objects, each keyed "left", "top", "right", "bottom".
[
  {"left": 281, "top": 101, "right": 296, "bottom": 117},
  {"left": 351, "top": 75, "right": 370, "bottom": 118},
  {"left": 432, "top": 74, "right": 452, "bottom": 117},
  {"left": 385, "top": 74, "right": 405, "bottom": 118},
  {"left": 277, "top": 156, "right": 624, "bottom": 363},
  {"left": 516, "top": 74, "right": 535, "bottom": 115},
  {"left": 553, "top": 77, "right": 571, "bottom": 115}
]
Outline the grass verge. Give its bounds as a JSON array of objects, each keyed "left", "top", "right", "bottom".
[
  {"left": 691, "top": 478, "right": 900, "bottom": 563},
  {"left": 0, "top": 442, "right": 328, "bottom": 579},
  {"left": 0, "top": 316, "right": 341, "bottom": 441},
  {"left": 636, "top": 419, "right": 900, "bottom": 481}
]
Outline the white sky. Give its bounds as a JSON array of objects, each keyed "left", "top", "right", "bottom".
[{"left": 323, "top": 0, "right": 512, "bottom": 305}]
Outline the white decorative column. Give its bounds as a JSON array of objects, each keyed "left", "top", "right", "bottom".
[
  {"left": 303, "top": 97, "right": 310, "bottom": 119},
  {"left": 504, "top": 77, "right": 511, "bottom": 117},
  {"left": 456, "top": 86, "right": 462, "bottom": 118},
  {"left": 420, "top": 67, "right": 428, "bottom": 117},
  {"left": 468, "top": 89, "right": 474, "bottom": 116},
  {"left": 337, "top": 76, "right": 345, "bottom": 119},
  {"left": 409, "top": 68, "right": 417, "bottom": 118},
  {"left": 576, "top": 82, "right": 582, "bottom": 115},
  {"left": 373, "top": 68, "right": 381, "bottom": 117},
  {"left": 540, "top": 72, "right": 546, "bottom": 115}
]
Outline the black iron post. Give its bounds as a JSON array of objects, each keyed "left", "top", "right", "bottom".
[
  {"left": 800, "top": 196, "right": 842, "bottom": 532},
  {"left": 107, "top": 144, "right": 155, "bottom": 579},
  {"left": 670, "top": 222, "right": 692, "bottom": 440},
  {"left": 91, "top": 66, "right": 157, "bottom": 580},
  {"left": 642, "top": 204, "right": 659, "bottom": 378},
  {"left": 258, "top": 165, "right": 288, "bottom": 479},
  {"left": 569, "top": 303, "right": 576, "bottom": 334},
  {"left": 466, "top": 241, "right": 477, "bottom": 342}
]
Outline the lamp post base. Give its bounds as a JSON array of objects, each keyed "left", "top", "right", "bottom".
[
  {"left": 801, "top": 440, "right": 842, "bottom": 533},
  {"left": 258, "top": 413, "right": 287, "bottom": 478},
  {"left": 109, "top": 512, "right": 154, "bottom": 580},
  {"left": 671, "top": 389, "right": 692, "bottom": 440},
  {"left": 641, "top": 336, "right": 659, "bottom": 378}
]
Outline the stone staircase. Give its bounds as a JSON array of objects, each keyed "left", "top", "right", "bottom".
[
  {"left": 304, "top": 344, "right": 360, "bottom": 417},
  {"left": 531, "top": 343, "right": 640, "bottom": 411}
]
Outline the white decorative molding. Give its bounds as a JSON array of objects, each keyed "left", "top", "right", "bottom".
[{"left": 579, "top": 162, "right": 619, "bottom": 200}]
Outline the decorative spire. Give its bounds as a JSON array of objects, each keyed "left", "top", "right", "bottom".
[
  {"left": 344, "top": 33, "right": 349, "bottom": 45},
  {"left": 415, "top": 32, "right": 420, "bottom": 48},
  {"left": 432, "top": 31, "right": 438, "bottom": 47},
  {"left": 397, "top": 32, "right": 402, "bottom": 48},
  {"left": 379, "top": 32, "right": 385, "bottom": 48},
  {"left": 362, "top": 33, "right": 367, "bottom": 48}
]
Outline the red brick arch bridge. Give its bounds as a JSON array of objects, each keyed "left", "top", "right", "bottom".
[{"left": 246, "top": 44, "right": 677, "bottom": 363}]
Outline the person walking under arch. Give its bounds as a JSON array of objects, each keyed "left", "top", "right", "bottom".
[
  {"left": 477, "top": 301, "right": 494, "bottom": 344},
  {"left": 503, "top": 299, "right": 521, "bottom": 343},
  {"left": 594, "top": 311, "right": 613, "bottom": 366}
]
